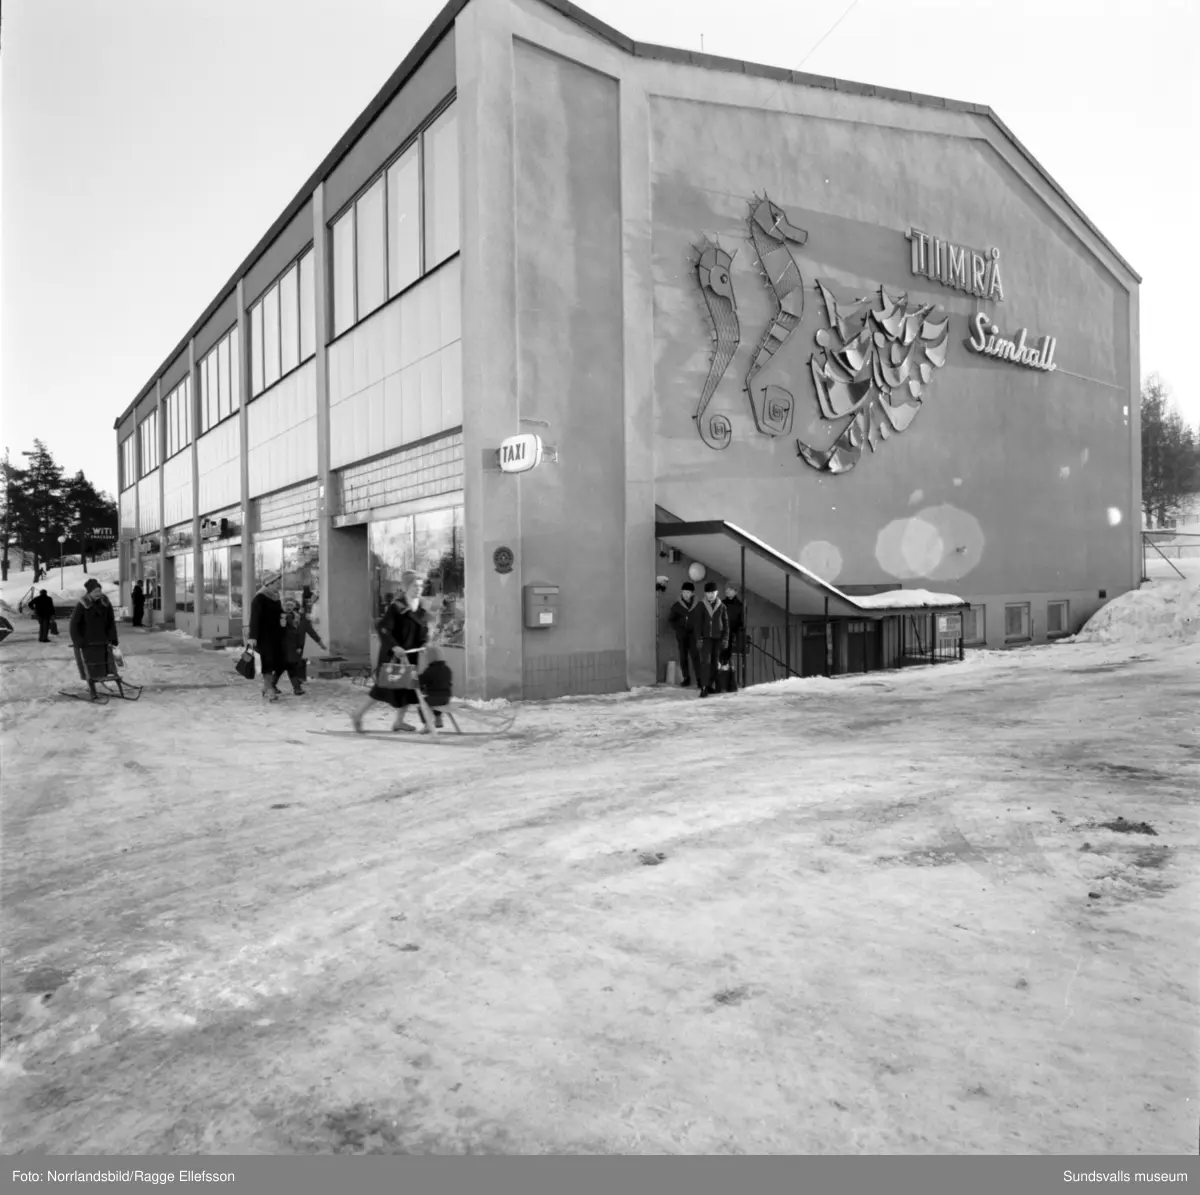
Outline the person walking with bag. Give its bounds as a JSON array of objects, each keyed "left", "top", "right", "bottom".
[
  {"left": 667, "top": 581, "right": 702, "bottom": 688},
  {"left": 31, "top": 589, "right": 55, "bottom": 643},
  {"left": 696, "top": 581, "right": 730, "bottom": 697},
  {"left": 246, "top": 572, "right": 287, "bottom": 702},
  {"left": 131, "top": 582, "right": 145, "bottom": 628},
  {"left": 351, "top": 571, "right": 429, "bottom": 733}
]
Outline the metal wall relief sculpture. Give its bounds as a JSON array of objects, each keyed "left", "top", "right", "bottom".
[
  {"left": 691, "top": 241, "right": 741, "bottom": 450},
  {"left": 689, "top": 194, "right": 950, "bottom": 473},
  {"left": 743, "top": 195, "right": 809, "bottom": 438},
  {"left": 796, "top": 282, "right": 949, "bottom": 474}
]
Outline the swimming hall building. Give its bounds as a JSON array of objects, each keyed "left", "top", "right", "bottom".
[{"left": 112, "top": 0, "right": 1142, "bottom": 699}]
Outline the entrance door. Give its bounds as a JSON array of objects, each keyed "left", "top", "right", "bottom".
[{"left": 801, "top": 623, "right": 826, "bottom": 677}]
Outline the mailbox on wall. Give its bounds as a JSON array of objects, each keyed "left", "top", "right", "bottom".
[{"left": 523, "top": 584, "right": 560, "bottom": 629}]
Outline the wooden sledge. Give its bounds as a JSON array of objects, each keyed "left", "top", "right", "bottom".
[
  {"left": 59, "top": 644, "right": 143, "bottom": 703},
  {"left": 311, "top": 699, "right": 518, "bottom": 745}
]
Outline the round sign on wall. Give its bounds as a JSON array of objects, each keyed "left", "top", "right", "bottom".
[{"left": 493, "top": 547, "right": 514, "bottom": 575}]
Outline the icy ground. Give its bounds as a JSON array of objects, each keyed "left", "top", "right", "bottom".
[{"left": 0, "top": 569, "right": 1197, "bottom": 1154}]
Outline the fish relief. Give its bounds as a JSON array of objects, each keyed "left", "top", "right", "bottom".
[{"left": 797, "top": 282, "right": 950, "bottom": 474}]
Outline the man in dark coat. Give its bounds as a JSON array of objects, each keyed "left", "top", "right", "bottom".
[
  {"left": 131, "top": 582, "right": 145, "bottom": 627},
  {"left": 667, "top": 580, "right": 702, "bottom": 688},
  {"left": 696, "top": 581, "right": 730, "bottom": 697},
  {"left": 721, "top": 585, "right": 746, "bottom": 686},
  {"left": 69, "top": 578, "right": 119, "bottom": 699},
  {"left": 31, "top": 589, "right": 56, "bottom": 643},
  {"left": 246, "top": 572, "right": 286, "bottom": 702}
]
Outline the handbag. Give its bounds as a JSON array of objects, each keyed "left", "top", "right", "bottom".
[
  {"left": 49, "top": 619, "right": 59, "bottom": 636},
  {"left": 375, "top": 660, "right": 417, "bottom": 690},
  {"left": 295, "top": 658, "right": 308, "bottom": 682},
  {"left": 235, "top": 648, "right": 257, "bottom": 680}
]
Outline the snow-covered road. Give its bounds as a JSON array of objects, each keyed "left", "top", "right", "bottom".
[{"left": 0, "top": 581, "right": 1197, "bottom": 1154}]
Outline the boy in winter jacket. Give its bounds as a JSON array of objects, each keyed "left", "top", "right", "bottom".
[
  {"left": 415, "top": 644, "right": 453, "bottom": 732},
  {"left": 667, "top": 581, "right": 702, "bottom": 687},
  {"left": 696, "top": 581, "right": 730, "bottom": 697},
  {"left": 280, "top": 600, "right": 326, "bottom": 694}
]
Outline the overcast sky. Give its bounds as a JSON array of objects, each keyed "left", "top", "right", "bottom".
[{"left": 2, "top": 0, "right": 1196, "bottom": 496}]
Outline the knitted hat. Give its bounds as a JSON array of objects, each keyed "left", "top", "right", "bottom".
[
  {"left": 84, "top": 578, "right": 102, "bottom": 592},
  {"left": 260, "top": 572, "right": 282, "bottom": 588},
  {"left": 681, "top": 581, "right": 694, "bottom": 592},
  {"left": 704, "top": 581, "right": 718, "bottom": 593}
]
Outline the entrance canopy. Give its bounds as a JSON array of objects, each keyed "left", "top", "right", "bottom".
[{"left": 655, "top": 520, "right": 969, "bottom": 620}]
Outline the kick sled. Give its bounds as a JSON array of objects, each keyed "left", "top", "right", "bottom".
[{"left": 59, "top": 644, "right": 143, "bottom": 704}]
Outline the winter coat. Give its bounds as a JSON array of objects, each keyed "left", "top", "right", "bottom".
[
  {"left": 69, "top": 593, "right": 118, "bottom": 649},
  {"left": 249, "top": 590, "right": 286, "bottom": 670},
  {"left": 696, "top": 596, "right": 730, "bottom": 645},
  {"left": 725, "top": 596, "right": 745, "bottom": 649},
  {"left": 667, "top": 597, "right": 700, "bottom": 640},
  {"left": 131, "top": 586, "right": 145, "bottom": 611},
  {"left": 31, "top": 593, "right": 55, "bottom": 621},
  {"left": 283, "top": 611, "right": 324, "bottom": 666},
  {"left": 418, "top": 659, "right": 453, "bottom": 708},
  {"left": 376, "top": 599, "right": 429, "bottom": 670}
]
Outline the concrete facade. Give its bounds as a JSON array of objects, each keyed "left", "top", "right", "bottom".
[{"left": 114, "top": 0, "right": 1141, "bottom": 698}]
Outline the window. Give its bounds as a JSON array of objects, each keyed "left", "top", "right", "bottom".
[
  {"left": 332, "top": 211, "right": 355, "bottom": 337},
  {"left": 356, "top": 176, "right": 386, "bottom": 319},
  {"left": 262, "top": 283, "right": 281, "bottom": 390},
  {"left": 229, "top": 326, "right": 241, "bottom": 414},
  {"left": 387, "top": 142, "right": 421, "bottom": 297},
  {"left": 120, "top": 436, "right": 136, "bottom": 491},
  {"left": 164, "top": 378, "right": 191, "bottom": 459},
  {"left": 423, "top": 103, "right": 459, "bottom": 268},
  {"left": 1047, "top": 600, "right": 1069, "bottom": 637},
  {"left": 218, "top": 334, "right": 232, "bottom": 423},
  {"left": 175, "top": 553, "right": 195, "bottom": 614},
  {"left": 1004, "top": 602, "right": 1031, "bottom": 642},
  {"left": 279, "top": 263, "right": 300, "bottom": 376},
  {"left": 203, "top": 545, "right": 229, "bottom": 617},
  {"left": 249, "top": 249, "right": 316, "bottom": 396},
  {"left": 329, "top": 99, "right": 458, "bottom": 338},
  {"left": 368, "top": 505, "right": 464, "bottom": 648},
  {"left": 199, "top": 327, "right": 239, "bottom": 434},
  {"left": 138, "top": 410, "right": 159, "bottom": 476},
  {"left": 299, "top": 253, "right": 315, "bottom": 361},
  {"left": 962, "top": 605, "right": 986, "bottom": 645},
  {"left": 250, "top": 302, "right": 264, "bottom": 396}
]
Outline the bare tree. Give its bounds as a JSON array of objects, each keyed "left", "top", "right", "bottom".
[{"left": 1141, "top": 375, "right": 1199, "bottom": 528}]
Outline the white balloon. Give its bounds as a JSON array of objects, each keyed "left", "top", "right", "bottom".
[{"left": 688, "top": 562, "right": 707, "bottom": 582}]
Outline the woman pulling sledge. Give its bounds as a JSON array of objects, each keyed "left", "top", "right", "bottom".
[
  {"left": 351, "top": 571, "right": 430, "bottom": 733},
  {"left": 246, "top": 572, "right": 287, "bottom": 702}
]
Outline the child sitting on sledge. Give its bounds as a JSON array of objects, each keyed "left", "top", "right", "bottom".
[{"left": 391, "top": 644, "right": 454, "bottom": 734}]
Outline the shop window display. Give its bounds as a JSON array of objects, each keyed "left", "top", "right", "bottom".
[
  {"left": 254, "top": 534, "right": 321, "bottom": 634},
  {"left": 368, "top": 505, "right": 464, "bottom": 648}
]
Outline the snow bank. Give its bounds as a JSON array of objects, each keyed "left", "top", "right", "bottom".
[
  {"left": 1071, "top": 575, "right": 1200, "bottom": 645},
  {"left": 853, "top": 588, "right": 969, "bottom": 611}
]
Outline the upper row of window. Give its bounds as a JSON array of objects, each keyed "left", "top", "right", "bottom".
[
  {"left": 123, "top": 99, "right": 460, "bottom": 486},
  {"left": 331, "top": 101, "right": 459, "bottom": 338},
  {"left": 250, "top": 251, "right": 314, "bottom": 399}
]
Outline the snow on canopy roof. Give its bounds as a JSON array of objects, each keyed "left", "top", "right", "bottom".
[{"left": 852, "top": 588, "right": 970, "bottom": 611}]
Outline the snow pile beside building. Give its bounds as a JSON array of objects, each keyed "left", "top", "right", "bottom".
[{"left": 1072, "top": 575, "right": 1200, "bottom": 645}]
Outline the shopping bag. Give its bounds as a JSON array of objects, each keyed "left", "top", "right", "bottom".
[
  {"left": 294, "top": 658, "right": 308, "bottom": 682},
  {"left": 234, "top": 648, "right": 257, "bottom": 680},
  {"left": 49, "top": 619, "right": 59, "bottom": 636},
  {"left": 113, "top": 648, "right": 125, "bottom": 669}
]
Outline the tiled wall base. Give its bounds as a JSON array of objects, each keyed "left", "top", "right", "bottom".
[{"left": 524, "top": 650, "right": 627, "bottom": 700}]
